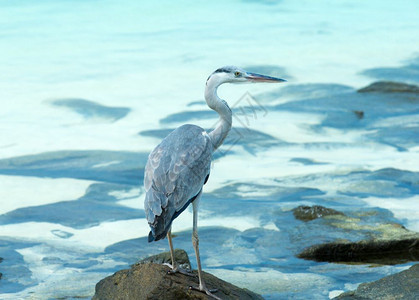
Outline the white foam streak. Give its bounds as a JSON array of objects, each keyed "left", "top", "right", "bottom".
[{"left": 0, "top": 176, "right": 93, "bottom": 214}]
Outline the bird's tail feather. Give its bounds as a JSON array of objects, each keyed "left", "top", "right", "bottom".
[
  {"left": 148, "top": 229, "right": 167, "bottom": 242},
  {"left": 148, "top": 231, "right": 155, "bottom": 242}
]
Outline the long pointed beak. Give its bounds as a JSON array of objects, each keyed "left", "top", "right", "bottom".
[{"left": 245, "top": 72, "right": 286, "bottom": 83}]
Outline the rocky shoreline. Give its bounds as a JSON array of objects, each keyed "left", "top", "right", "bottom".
[
  {"left": 92, "top": 80, "right": 419, "bottom": 299},
  {"left": 93, "top": 202, "right": 419, "bottom": 299},
  {"left": 93, "top": 250, "right": 418, "bottom": 300}
]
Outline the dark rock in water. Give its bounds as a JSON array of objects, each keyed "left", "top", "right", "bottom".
[
  {"left": 136, "top": 248, "right": 191, "bottom": 271},
  {"left": 93, "top": 252, "right": 263, "bottom": 300},
  {"left": 297, "top": 237, "right": 419, "bottom": 265},
  {"left": 0, "top": 257, "right": 2, "bottom": 280},
  {"left": 357, "top": 81, "right": 419, "bottom": 94},
  {"left": 352, "top": 110, "right": 364, "bottom": 119},
  {"left": 295, "top": 206, "right": 419, "bottom": 265},
  {"left": 335, "top": 264, "right": 419, "bottom": 299},
  {"left": 293, "top": 205, "right": 344, "bottom": 222}
]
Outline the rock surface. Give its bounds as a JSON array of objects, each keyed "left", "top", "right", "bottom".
[
  {"left": 137, "top": 248, "right": 191, "bottom": 270},
  {"left": 297, "top": 237, "right": 419, "bottom": 265},
  {"left": 93, "top": 249, "right": 263, "bottom": 300},
  {"left": 335, "top": 264, "right": 419, "bottom": 299},
  {"left": 357, "top": 81, "right": 419, "bottom": 93},
  {"left": 295, "top": 206, "right": 419, "bottom": 265},
  {"left": 292, "top": 205, "right": 344, "bottom": 221}
]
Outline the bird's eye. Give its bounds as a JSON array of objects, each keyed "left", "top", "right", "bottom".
[{"left": 234, "top": 71, "right": 241, "bottom": 77}]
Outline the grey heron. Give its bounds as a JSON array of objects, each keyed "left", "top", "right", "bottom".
[{"left": 144, "top": 66, "right": 285, "bottom": 298}]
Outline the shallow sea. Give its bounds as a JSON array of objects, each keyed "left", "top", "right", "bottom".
[{"left": 0, "top": 0, "right": 418, "bottom": 299}]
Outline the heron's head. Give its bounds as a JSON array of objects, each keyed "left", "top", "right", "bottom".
[{"left": 206, "top": 65, "right": 286, "bottom": 86}]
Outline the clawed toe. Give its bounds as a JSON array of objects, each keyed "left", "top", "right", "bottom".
[
  {"left": 189, "top": 285, "right": 221, "bottom": 300},
  {"left": 163, "top": 263, "right": 195, "bottom": 277},
  {"left": 170, "top": 268, "right": 195, "bottom": 277}
]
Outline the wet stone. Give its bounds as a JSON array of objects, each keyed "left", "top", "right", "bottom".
[
  {"left": 136, "top": 248, "right": 191, "bottom": 271},
  {"left": 93, "top": 251, "right": 263, "bottom": 300},
  {"left": 297, "top": 238, "right": 419, "bottom": 265},
  {"left": 353, "top": 110, "right": 364, "bottom": 119},
  {"left": 357, "top": 81, "right": 419, "bottom": 94},
  {"left": 335, "top": 264, "right": 419, "bottom": 299},
  {"left": 292, "top": 205, "right": 344, "bottom": 222},
  {"left": 295, "top": 205, "right": 419, "bottom": 265}
]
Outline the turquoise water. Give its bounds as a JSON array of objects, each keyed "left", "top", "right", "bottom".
[{"left": 0, "top": 1, "right": 418, "bottom": 299}]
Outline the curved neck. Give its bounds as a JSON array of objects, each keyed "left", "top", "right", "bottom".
[{"left": 205, "top": 78, "right": 232, "bottom": 150}]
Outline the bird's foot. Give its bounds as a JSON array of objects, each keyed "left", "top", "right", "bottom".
[
  {"left": 189, "top": 285, "right": 221, "bottom": 300},
  {"left": 163, "top": 263, "right": 195, "bottom": 277}
]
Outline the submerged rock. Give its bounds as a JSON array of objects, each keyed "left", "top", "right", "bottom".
[
  {"left": 352, "top": 110, "right": 364, "bottom": 119},
  {"left": 93, "top": 250, "right": 263, "bottom": 300},
  {"left": 292, "top": 205, "right": 344, "bottom": 222},
  {"left": 297, "top": 237, "right": 419, "bottom": 265},
  {"left": 335, "top": 264, "right": 419, "bottom": 299},
  {"left": 357, "top": 81, "right": 419, "bottom": 94},
  {"left": 297, "top": 210, "right": 419, "bottom": 265}
]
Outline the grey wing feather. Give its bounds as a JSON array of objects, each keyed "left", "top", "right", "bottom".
[{"left": 144, "top": 124, "right": 213, "bottom": 237}]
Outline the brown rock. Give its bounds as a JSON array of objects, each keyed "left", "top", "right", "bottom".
[
  {"left": 295, "top": 206, "right": 419, "bottom": 265},
  {"left": 93, "top": 254, "right": 263, "bottom": 300},
  {"left": 137, "top": 248, "right": 191, "bottom": 270},
  {"left": 353, "top": 110, "right": 364, "bottom": 119},
  {"left": 297, "top": 238, "right": 419, "bottom": 265},
  {"left": 292, "top": 205, "right": 344, "bottom": 222}
]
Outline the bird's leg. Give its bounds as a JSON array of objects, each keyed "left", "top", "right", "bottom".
[
  {"left": 164, "top": 229, "right": 177, "bottom": 270},
  {"left": 164, "top": 229, "right": 194, "bottom": 276},
  {"left": 190, "top": 199, "right": 221, "bottom": 300}
]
